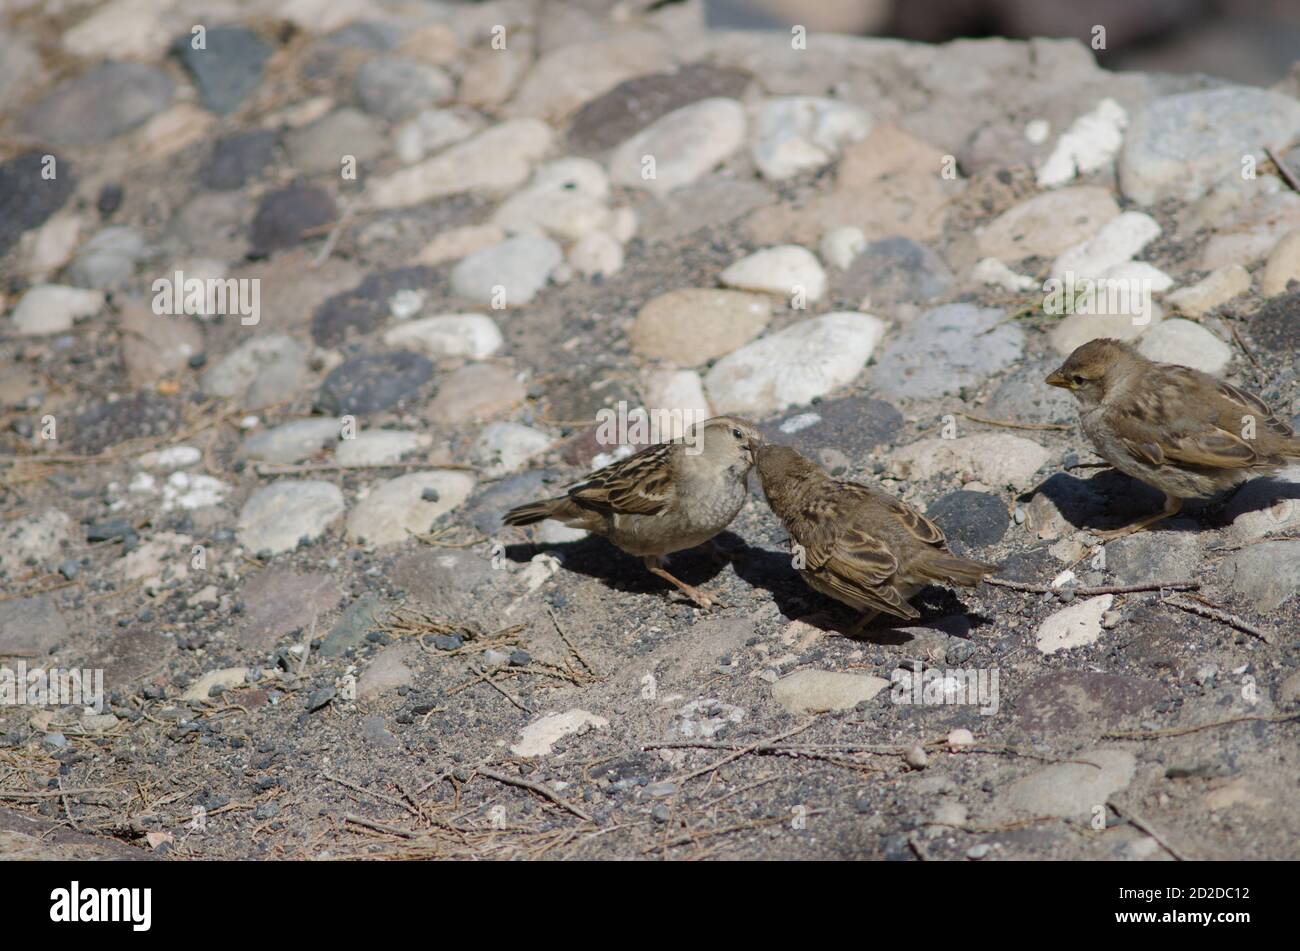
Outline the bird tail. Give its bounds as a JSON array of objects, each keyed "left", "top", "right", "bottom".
[
  {"left": 919, "top": 552, "right": 999, "bottom": 588},
  {"left": 503, "top": 496, "right": 571, "bottom": 526}
]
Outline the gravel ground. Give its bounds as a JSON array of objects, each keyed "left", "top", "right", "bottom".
[{"left": 1, "top": 0, "right": 1297, "bottom": 861}]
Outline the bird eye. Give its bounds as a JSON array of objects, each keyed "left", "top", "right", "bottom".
[
  {"left": 1071, "top": 374, "right": 1084, "bottom": 385},
  {"left": 732, "top": 428, "right": 743, "bottom": 440}
]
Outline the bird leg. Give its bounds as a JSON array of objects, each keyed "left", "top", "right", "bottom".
[
  {"left": 644, "top": 557, "right": 724, "bottom": 609},
  {"left": 1094, "top": 495, "right": 1183, "bottom": 540},
  {"left": 846, "top": 610, "right": 881, "bottom": 637}
]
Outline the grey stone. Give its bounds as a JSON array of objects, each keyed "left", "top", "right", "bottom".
[
  {"left": 174, "top": 26, "right": 272, "bottom": 115},
  {"left": 871, "top": 304, "right": 1024, "bottom": 399},
  {"left": 201, "top": 335, "right": 310, "bottom": 410},
  {"left": 201, "top": 131, "right": 278, "bottom": 190},
  {"left": 250, "top": 182, "right": 337, "bottom": 257},
  {"left": 983, "top": 362, "right": 1077, "bottom": 426},
  {"left": 0, "top": 151, "right": 75, "bottom": 258},
  {"left": 21, "top": 62, "right": 173, "bottom": 146},
  {"left": 68, "top": 394, "right": 181, "bottom": 455},
  {"left": 758, "top": 396, "right": 902, "bottom": 463},
  {"left": 320, "top": 593, "right": 383, "bottom": 656},
  {"left": 355, "top": 56, "right": 452, "bottom": 120},
  {"left": 450, "top": 235, "right": 561, "bottom": 307},
  {"left": 284, "top": 108, "right": 386, "bottom": 176},
  {"left": 310, "top": 267, "right": 437, "bottom": 347},
  {"left": 237, "top": 569, "right": 344, "bottom": 648},
  {"left": 1105, "top": 531, "right": 1203, "bottom": 585},
  {"left": 838, "top": 236, "right": 955, "bottom": 305},
  {"left": 925, "top": 490, "right": 1008, "bottom": 550},
  {"left": 0, "top": 596, "right": 70, "bottom": 659},
  {"left": 998, "top": 748, "right": 1136, "bottom": 820},
  {"left": 1218, "top": 540, "right": 1300, "bottom": 611},
  {"left": 316, "top": 351, "right": 434, "bottom": 415},
  {"left": 638, "top": 177, "right": 773, "bottom": 242},
  {"left": 67, "top": 227, "right": 147, "bottom": 289},
  {"left": 238, "top": 419, "right": 340, "bottom": 465},
  {"left": 1012, "top": 671, "right": 1164, "bottom": 734},
  {"left": 236, "top": 481, "right": 346, "bottom": 556}
]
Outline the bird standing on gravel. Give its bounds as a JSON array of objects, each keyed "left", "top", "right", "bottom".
[
  {"left": 503, "top": 416, "right": 763, "bottom": 609},
  {"left": 1047, "top": 337, "right": 1300, "bottom": 538},
  {"left": 756, "top": 444, "right": 997, "bottom": 630}
]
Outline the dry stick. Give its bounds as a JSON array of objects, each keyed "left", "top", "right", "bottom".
[
  {"left": 467, "top": 665, "right": 532, "bottom": 713},
  {"left": 985, "top": 577, "right": 1198, "bottom": 596},
  {"left": 344, "top": 813, "right": 414, "bottom": 838},
  {"left": 475, "top": 767, "right": 594, "bottom": 823},
  {"left": 1159, "top": 594, "right": 1273, "bottom": 644},
  {"left": 1227, "top": 320, "right": 1261, "bottom": 371},
  {"left": 1109, "top": 801, "right": 1189, "bottom": 861},
  {"left": 0, "top": 787, "right": 117, "bottom": 800},
  {"left": 1104, "top": 712, "right": 1299, "bottom": 740},
  {"left": 671, "top": 719, "right": 815, "bottom": 785},
  {"left": 311, "top": 196, "right": 355, "bottom": 268},
  {"left": 547, "top": 605, "right": 596, "bottom": 676},
  {"left": 1266, "top": 145, "right": 1300, "bottom": 194},
  {"left": 958, "top": 411, "right": 1070, "bottom": 432},
  {"left": 255, "top": 460, "right": 478, "bottom": 476}
]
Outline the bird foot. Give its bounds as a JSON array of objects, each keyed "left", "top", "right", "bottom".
[{"left": 646, "top": 561, "right": 725, "bottom": 610}]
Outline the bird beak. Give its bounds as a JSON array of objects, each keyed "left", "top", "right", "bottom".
[{"left": 1045, "top": 369, "right": 1070, "bottom": 389}]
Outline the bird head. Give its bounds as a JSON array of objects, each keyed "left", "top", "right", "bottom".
[{"left": 1046, "top": 337, "right": 1140, "bottom": 409}]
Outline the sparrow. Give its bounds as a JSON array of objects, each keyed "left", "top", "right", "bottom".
[
  {"left": 1047, "top": 337, "right": 1300, "bottom": 538},
  {"left": 756, "top": 444, "right": 998, "bottom": 630},
  {"left": 503, "top": 416, "right": 762, "bottom": 608}
]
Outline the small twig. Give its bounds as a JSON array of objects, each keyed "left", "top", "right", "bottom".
[
  {"left": 1227, "top": 319, "right": 1260, "bottom": 370},
  {"left": 344, "top": 813, "right": 414, "bottom": 838},
  {"left": 57, "top": 777, "right": 78, "bottom": 831},
  {"left": 985, "top": 577, "right": 1198, "bottom": 596},
  {"left": 547, "top": 606, "right": 595, "bottom": 676},
  {"left": 671, "top": 720, "right": 815, "bottom": 785},
  {"left": 1103, "top": 712, "right": 1299, "bottom": 740},
  {"left": 475, "top": 767, "right": 593, "bottom": 823},
  {"left": 255, "top": 461, "right": 478, "bottom": 476},
  {"left": 1159, "top": 594, "right": 1273, "bottom": 644},
  {"left": 0, "top": 787, "right": 117, "bottom": 800},
  {"left": 959, "top": 411, "right": 1070, "bottom": 432},
  {"left": 1109, "top": 802, "right": 1189, "bottom": 861},
  {"left": 468, "top": 665, "right": 531, "bottom": 713},
  {"left": 1266, "top": 145, "right": 1300, "bottom": 194},
  {"left": 311, "top": 196, "right": 355, "bottom": 268}
]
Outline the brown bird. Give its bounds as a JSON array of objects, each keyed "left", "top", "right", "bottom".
[
  {"left": 503, "top": 416, "right": 762, "bottom": 608},
  {"left": 1047, "top": 338, "right": 1300, "bottom": 538},
  {"left": 756, "top": 444, "right": 997, "bottom": 630}
]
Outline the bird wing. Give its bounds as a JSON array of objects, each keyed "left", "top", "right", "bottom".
[
  {"left": 1108, "top": 370, "right": 1262, "bottom": 470},
  {"left": 567, "top": 442, "right": 677, "bottom": 515},
  {"left": 838, "top": 481, "right": 947, "bottom": 548}
]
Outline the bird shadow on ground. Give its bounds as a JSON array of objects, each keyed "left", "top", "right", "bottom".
[
  {"left": 732, "top": 544, "right": 995, "bottom": 645},
  {"left": 502, "top": 532, "right": 735, "bottom": 599}
]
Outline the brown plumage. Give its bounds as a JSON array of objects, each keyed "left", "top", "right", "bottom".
[
  {"left": 1047, "top": 338, "right": 1300, "bottom": 537},
  {"left": 504, "top": 416, "right": 762, "bottom": 608},
  {"left": 755, "top": 444, "right": 997, "bottom": 627}
]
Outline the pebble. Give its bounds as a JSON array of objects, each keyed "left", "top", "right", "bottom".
[
  {"left": 426, "top": 363, "right": 524, "bottom": 424},
  {"left": 1120, "top": 88, "right": 1300, "bottom": 206},
  {"left": 1105, "top": 532, "right": 1203, "bottom": 585},
  {"left": 202, "top": 130, "right": 278, "bottom": 189},
  {"left": 976, "top": 186, "right": 1119, "bottom": 262},
  {"left": 415, "top": 225, "right": 507, "bottom": 267},
  {"left": 317, "top": 351, "right": 434, "bottom": 415},
  {"left": 1035, "top": 98, "right": 1127, "bottom": 188},
  {"left": 1261, "top": 228, "right": 1300, "bottom": 297},
  {"left": 0, "top": 151, "right": 76, "bottom": 258},
  {"left": 925, "top": 491, "right": 1008, "bottom": 548},
  {"left": 1218, "top": 541, "right": 1300, "bottom": 612},
  {"left": 175, "top": 26, "right": 272, "bottom": 115},
  {"left": 332, "top": 428, "right": 428, "bottom": 465},
  {"left": 972, "top": 257, "right": 1036, "bottom": 292},
  {"left": 720, "top": 245, "right": 827, "bottom": 302},
  {"left": 0, "top": 509, "right": 73, "bottom": 578},
  {"left": 1051, "top": 211, "right": 1161, "bottom": 282},
  {"left": 839, "top": 236, "right": 954, "bottom": 305},
  {"left": 1136, "top": 318, "right": 1232, "bottom": 374},
  {"left": 0, "top": 595, "right": 70, "bottom": 657},
  {"left": 9, "top": 285, "right": 104, "bottom": 336},
  {"left": 358, "top": 644, "right": 416, "bottom": 699},
  {"left": 705, "top": 312, "right": 886, "bottom": 416},
  {"left": 492, "top": 158, "right": 611, "bottom": 242},
  {"left": 510, "top": 709, "right": 609, "bottom": 758},
  {"left": 367, "top": 119, "right": 552, "bottom": 209},
  {"left": 568, "top": 231, "right": 624, "bottom": 278},
  {"left": 947, "top": 729, "right": 975, "bottom": 748},
  {"left": 641, "top": 370, "right": 711, "bottom": 436},
  {"left": 630, "top": 289, "right": 770, "bottom": 366},
  {"left": 201, "top": 334, "right": 310, "bottom": 410},
  {"left": 21, "top": 62, "right": 172, "bottom": 145},
  {"left": 237, "top": 481, "right": 345, "bottom": 555},
  {"left": 1221, "top": 464, "right": 1300, "bottom": 543},
  {"left": 284, "top": 108, "right": 387, "bottom": 175},
  {"left": 238, "top": 419, "right": 340, "bottom": 465},
  {"left": 474, "top": 423, "right": 553, "bottom": 477},
  {"left": 771, "top": 669, "right": 889, "bottom": 714},
  {"left": 1035, "top": 594, "right": 1113, "bottom": 654},
  {"left": 450, "top": 235, "right": 562, "bottom": 306},
  {"left": 346, "top": 471, "right": 476, "bottom": 546},
  {"left": 381, "top": 313, "right": 503, "bottom": 360},
  {"left": 355, "top": 56, "right": 453, "bottom": 120},
  {"left": 250, "top": 182, "right": 338, "bottom": 257},
  {"left": 892, "top": 433, "right": 1052, "bottom": 491},
  {"left": 1165, "top": 264, "right": 1251, "bottom": 316},
  {"left": 393, "top": 108, "right": 482, "bottom": 163},
  {"left": 871, "top": 304, "right": 1023, "bottom": 399},
  {"left": 904, "top": 745, "right": 929, "bottom": 769},
  {"left": 506, "top": 33, "right": 673, "bottom": 122},
  {"left": 608, "top": 98, "right": 747, "bottom": 196},
  {"left": 67, "top": 226, "right": 146, "bottom": 289},
  {"left": 997, "top": 749, "right": 1135, "bottom": 819},
  {"left": 819, "top": 226, "right": 867, "bottom": 269},
  {"left": 749, "top": 96, "right": 871, "bottom": 180}
]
